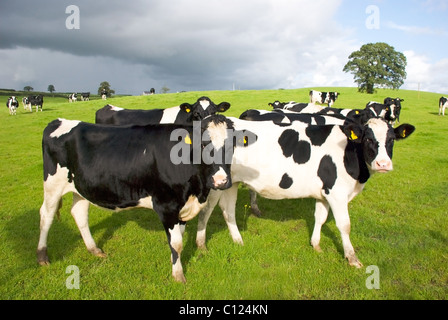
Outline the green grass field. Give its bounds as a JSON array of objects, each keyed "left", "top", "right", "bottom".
[{"left": 1, "top": 87, "right": 447, "bottom": 300}]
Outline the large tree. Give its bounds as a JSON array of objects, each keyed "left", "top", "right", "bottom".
[
  {"left": 343, "top": 42, "right": 407, "bottom": 94},
  {"left": 98, "top": 81, "right": 115, "bottom": 97}
]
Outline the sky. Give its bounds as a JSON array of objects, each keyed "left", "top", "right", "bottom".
[{"left": 0, "top": 0, "right": 447, "bottom": 95}]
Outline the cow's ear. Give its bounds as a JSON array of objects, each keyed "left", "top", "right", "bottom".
[
  {"left": 394, "top": 124, "right": 415, "bottom": 140},
  {"left": 216, "top": 102, "right": 231, "bottom": 112},
  {"left": 268, "top": 103, "right": 273, "bottom": 107},
  {"left": 179, "top": 103, "right": 192, "bottom": 113},
  {"left": 342, "top": 124, "right": 363, "bottom": 143}
]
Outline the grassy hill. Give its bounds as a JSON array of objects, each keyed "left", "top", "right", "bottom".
[{"left": 0, "top": 87, "right": 446, "bottom": 300}]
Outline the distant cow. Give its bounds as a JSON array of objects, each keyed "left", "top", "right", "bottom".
[
  {"left": 439, "top": 97, "right": 447, "bottom": 116},
  {"left": 309, "top": 90, "right": 339, "bottom": 107},
  {"left": 95, "top": 96, "right": 231, "bottom": 126},
  {"left": 101, "top": 89, "right": 107, "bottom": 100},
  {"left": 68, "top": 93, "right": 77, "bottom": 103},
  {"left": 6, "top": 96, "right": 19, "bottom": 115},
  {"left": 150, "top": 88, "right": 155, "bottom": 94},
  {"left": 196, "top": 117, "right": 415, "bottom": 268},
  {"left": 28, "top": 95, "right": 43, "bottom": 112},
  {"left": 81, "top": 92, "right": 90, "bottom": 101},
  {"left": 22, "top": 97, "right": 31, "bottom": 112},
  {"left": 37, "top": 114, "right": 254, "bottom": 282}
]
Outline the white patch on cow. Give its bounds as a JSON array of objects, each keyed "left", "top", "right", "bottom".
[
  {"left": 137, "top": 196, "right": 153, "bottom": 209},
  {"left": 160, "top": 106, "right": 181, "bottom": 124},
  {"left": 199, "top": 99, "right": 210, "bottom": 110},
  {"left": 50, "top": 119, "right": 81, "bottom": 138},
  {"left": 206, "top": 121, "right": 228, "bottom": 149},
  {"left": 179, "top": 195, "right": 206, "bottom": 221},
  {"left": 109, "top": 105, "right": 124, "bottom": 112},
  {"left": 366, "top": 118, "right": 393, "bottom": 172},
  {"left": 143, "top": 148, "right": 147, "bottom": 155}
]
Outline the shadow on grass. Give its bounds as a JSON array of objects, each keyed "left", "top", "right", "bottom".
[{"left": 197, "top": 186, "right": 344, "bottom": 260}]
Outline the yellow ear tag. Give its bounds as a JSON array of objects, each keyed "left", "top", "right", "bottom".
[
  {"left": 185, "top": 108, "right": 191, "bottom": 113},
  {"left": 185, "top": 135, "right": 192, "bottom": 145},
  {"left": 355, "top": 110, "right": 359, "bottom": 114},
  {"left": 244, "top": 136, "right": 247, "bottom": 144},
  {"left": 401, "top": 129, "right": 406, "bottom": 138},
  {"left": 350, "top": 130, "right": 358, "bottom": 140}
]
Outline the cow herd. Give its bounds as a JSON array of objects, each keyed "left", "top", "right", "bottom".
[
  {"left": 34, "top": 90, "right": 420, "bottom": 283},
  {"left": 5, "top": 95, "right": 44, "bottom": 114}
]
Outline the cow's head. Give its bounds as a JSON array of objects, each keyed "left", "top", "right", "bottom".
[
  {"left": 179, "top": 96, "right": 231, "bottom": 121},
  {"left": 197, "top": 114, "right": 257, "bottom": 190},
  {"left": 384, "top": 97, "right": 403, "bottom": 123},
  {"left": 268, "top": 101, "right": 286, "bottom": 109},
  {"left": 343, "top": 118, "right": 415, "bottom": 173}
]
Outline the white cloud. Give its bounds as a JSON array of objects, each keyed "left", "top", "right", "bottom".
[
  {"left": 403, "top": 50, "right": 448, "bottom": 94},
  {"left": 386, "top": 22, "right": 447, "bottom": 36}
]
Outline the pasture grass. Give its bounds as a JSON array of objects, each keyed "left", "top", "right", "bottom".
[{"left": 0, "top": 87, "right": 447, "bottom": 300}]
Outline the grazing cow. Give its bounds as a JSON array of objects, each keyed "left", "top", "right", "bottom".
[
  {"left": 270, "top": 100, "right": 326, "bottom": 113},
  {"left": 101, "top": 89, "right": 107, "bottom": 100},
  {"left": 37, "top": 114, "right": 254, "bottom": 282},
  {"left": 240, "top": 109, "right": 348, "bottom": 126},
  {"left": 309, "top": 90, "right": 340, "bottom": 107},
  {"left": 196, "top": 117, "right": 415, "bottom": 268},
  {"left": 6, "top": 96, "right": 19, "bottom": 115},
  {"left": 81, "top": 92, "right": 90, "bottom": 101},
  {"left": 28, "top": 94, "right": 43, "bottom": 112},
  {"left": 68, "top": 93, "right": 77, "bottom": 103},
  {"left": 150, "top": 88, "right": 155, "bottom": 94},
  {"left": 439, "top": 97, "right": 447, "bottom": 116},
  {"left": 95, "top": 96, "right": 231, "bottom": 126}
]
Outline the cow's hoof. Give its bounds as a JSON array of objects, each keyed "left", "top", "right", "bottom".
[
  {"left": 347, "top": 256, "right": 363, "bottom": 268},
  {"left": 89, "top": 248, "right": 107, "bottom": 258},
  {"left": 37, "top": 248, "right": 50, "bottom": 265}
]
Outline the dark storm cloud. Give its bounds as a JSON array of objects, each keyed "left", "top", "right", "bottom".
[{"left": 0, "top": 0, "right": 355, "bottom": 93}]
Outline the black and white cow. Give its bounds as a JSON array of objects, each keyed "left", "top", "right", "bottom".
[
  {"left": 37, "top": 114, "right": 254, "bottom": 282},
  {"left": 68, "top": 93, "right": 77, "bottom": 103},
  {"left": 269, "top": 100, "right": 326, "bottom": 113},
  {"left": 95, "top": 96, "right": 231, "bottom": 126},
  {"left": 81, "top": 92, "right": 90, "bottom": 101},
  {"left": 6, "top": 96, "right": 19, "bottom": 115},
  {"left": 101, "top": 89, "right": 107, "bottom": 100},
  {"left": 309, "top": 90, "right": 340, "bottom": 107},
  {"left": 196, "top": 117, "right": 415, "bottom": 268},
  {"left": 383, "top": 97, "right": 404, "bottom": 123},
  {"left": 22, "top": 97, "right": 32, "bottom": 112},
  {"left": 240, "top": 109, "right": 348, "bottom": 126},
  {"left": 28, "top": 94, "right": 43, "bottom": 112},
  {"left": 439, "top": 97, "right": 447, "bottom": 116}
]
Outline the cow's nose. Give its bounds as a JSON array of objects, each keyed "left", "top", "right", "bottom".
[
  {"left": 374, "top": 160, "right": 393, "bottom": 172},
  {"left": 213, "top": 175, "right": 228, "bottom": 189}
]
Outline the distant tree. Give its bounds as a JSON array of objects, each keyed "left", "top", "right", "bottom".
[
  {"left": 98, "top": 81, "right": 115, "bottom": 97},
  {"left": 343, "top": 42, "right": 407, "bottom": 94},
  {"left": 48, "top": 85, "right": 55, "bottom": 93},
  {"left": 24, "top": 86, "right": 33, "bottom": 92},
  {"left": 161, "top": 85, "right": 170, "bottom": 94}
]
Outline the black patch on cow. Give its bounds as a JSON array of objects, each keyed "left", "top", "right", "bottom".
[
  {"left": 278, "top": 129, "right": 311, "bottom": 164},
  {"left": 343, "top": 141, "right": 370, "bottom": 184},
  {"left": 279, "top": 173, "right": 293, "bottom": 189},
  {"left": 317, "top": 155, "right": 337, "bottom": 195},
  {"left": 305, "top": 126, "right": 333, "bottom": 146}
]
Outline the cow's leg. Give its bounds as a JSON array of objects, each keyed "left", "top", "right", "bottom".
[
  {"left": 196, "top": 189, "right": 222, "bottom": 250},
  {"left": 71, "top": 193, "right": 105, "bottom": 257},
  {"left": 310, "top": 199, "right": 330, "bottom": 252},
  {"left": 249, "top": 189, "right": 262, "bottom": 217},
  {"left": 166, "top": 221, "right": 186, "bottom": 283},
  {"left": 37, "top": 192, "right": 63, "bottom": 265},
  {"left": 218, "top": 183, "right": 243, "bottom": 245},
  {"left": 326, "top": 195, "right": 363, "bottom": 268}
]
